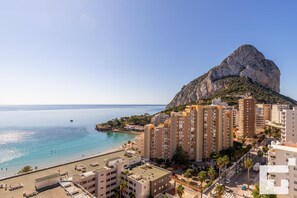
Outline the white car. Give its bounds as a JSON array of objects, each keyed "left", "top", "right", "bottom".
[{"left": 225, "top": 179, "right": 231, "bottom": 184}]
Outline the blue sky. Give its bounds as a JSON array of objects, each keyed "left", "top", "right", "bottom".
[{"left": 0, "top": 0, "right": 296, "bottom": 104}]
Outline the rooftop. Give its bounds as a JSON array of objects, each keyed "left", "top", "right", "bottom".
[
  {"left": 271, "top": 141, "right": 297, "bottom": 152},
  {"left": 0, "top": 150, "right": 135, "bottom": 198},
  {"left": 126, "top": 164, "right": 171, "bottom": 184}
]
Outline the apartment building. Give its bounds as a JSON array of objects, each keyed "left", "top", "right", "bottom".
[
  {"left": 73, "top": 155, "right": 142, "bottom": 198},
  {"left": 134, "top": 133, "right": 144, "bottom": 156},
  {"left": 144, "top": 105, "right": 233, "bottom": 162},
  {"left": 0, "top": 150, "right": 172, "bottom": 198},
  {"left": 271, "top": 104, "right": 290, "bottom": 124},
  {"left": 268, "top": 142, "right": 297, "bottom": 198},
  {"left": 238, "top": 97, "right": 256, "bottom": 137},
  {"left": 255, "top": 104, "right": 272, "bottom": 130},
  {"left": 151, "top": 113, "right": 170, "bottom": 126},
  {"left": 72, "top": 154, "right": 172, "bottom": 198},
  {"left": 280, "top": 107, "right": 297, "bottom": 143},
  {"left": 121, "top": 164, "right": 171, "bottom": 197}
]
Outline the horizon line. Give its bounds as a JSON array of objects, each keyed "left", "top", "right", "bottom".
[{"left": 0, "top": 103, "right": 167, "bottom": 106}]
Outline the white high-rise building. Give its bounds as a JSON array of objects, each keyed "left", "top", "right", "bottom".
[
  {"left": 281, "top": 107, "right": 297, "bottom": 143},
  {"left": 271, "top": 104, "right": 290, "bottom": 124}
]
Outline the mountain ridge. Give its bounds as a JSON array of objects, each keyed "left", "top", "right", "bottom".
[{"left": 167, "top": 45, "right": 295, "bottom": 108}]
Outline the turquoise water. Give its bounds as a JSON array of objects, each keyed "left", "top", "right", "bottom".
[{"left": 0, "top": 105, "right": 164, "bottom": 178}]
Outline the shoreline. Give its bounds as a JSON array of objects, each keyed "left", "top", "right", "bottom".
[
  {"left": 0, "top": 147, "right": 124, "bottom": 181},
  {"left": 96, "top": 129, "right": 143, "bottom": 135}
]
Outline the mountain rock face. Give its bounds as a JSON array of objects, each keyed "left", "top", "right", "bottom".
[{"left": 167, "top": 45, "right": 281, "bottom": 108}]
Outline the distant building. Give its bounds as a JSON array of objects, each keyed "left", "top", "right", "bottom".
[
  {"left": 151, "top": 113, "right": 170, "bottom": 126},
  {"left": 144, "top": 105, "right": 233, "bottom": 162},
  {"left": 124, "top": 125, "right": 144, "bottom": 131},
  {"left": 280, "top": 107, "right": 297, "bottom": 143},
  {"left": 212, "top": 97, "right": 228, "bottom": 107},
  {"left": 256, "top": 104, "right": 271, "bottom": 131},
  {"left": 226, "top": 106, "right": 239, "bottom": 127},
  {"left": 238, "top": 97, "right": 256, "bottom": 137},
  {"left": 256, "top": 104, "right": 271, "bottom": 130},
  {"left": 271, "top": 104, "right": 290, "bottom": 124}
]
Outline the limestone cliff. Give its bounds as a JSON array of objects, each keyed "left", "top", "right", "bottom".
[{"left": 167, "top": 44, "right": 283, "bottom": 108}]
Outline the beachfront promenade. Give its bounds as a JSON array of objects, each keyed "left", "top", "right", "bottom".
[{"left": 0, "top": 149, "right": 130, "bottom": 197}]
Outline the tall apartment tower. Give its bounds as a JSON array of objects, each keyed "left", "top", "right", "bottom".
[
  {"left": 144, "top": 105, "right": 233, "bottom": 162},
  {"left": 271, "top": 104, "right": 290, "bottom": 124},
  {"left": 281, "top": 107, "right": 297, "bottom": 143},
  {"left": 238, "top": 97, "right": 256, "bottom": 137},
  {"left": 256, "top": 104, "right": 271, "bottom": 130}
]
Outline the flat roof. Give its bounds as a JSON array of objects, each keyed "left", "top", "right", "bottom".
[
  {"left": 271, "top": 143, "right": 297, "bottom": 152},
  {"left": 0, "top": 150, "right": 133, "bottom": 198},
  {"left": 35, "top": 173, "right": 60, "bottom": 183},
  {"left": 127, "top": 164, "right": 171, "bottom": 183}
]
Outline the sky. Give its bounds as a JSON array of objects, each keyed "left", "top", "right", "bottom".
[{"left": 0, "top": 0, "right": 297, "bottom": 105}]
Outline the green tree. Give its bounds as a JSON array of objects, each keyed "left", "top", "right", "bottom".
[
  {"left": 252, "top": 139, "right": 257, "bottom": 150},
  {"left": 176, "top": 184, "right": 185, "bottom": 198},
  {"left": 234, "top": 149, "right": 243, "bottom": 172},
  {"left": 244, "top": 158, "right": 253, "bottom": 189},
  {"left": 257, "top": 150, "right": 264, "bottom": 162},
  {"left": 172, "top": 146, "right": 189, "bottom": 164},
  {"left": 222, "top": 155, "right": 230, "bottom": 181},
  {"left": 262, "top": 145, "right": 269, "bottom": 157},
  {"left": 184, "top": 171, "right": 193, "bottom": 182},
  {"left": 198, "top": 171, "right": 207, "bottom": 198},
  {"left": 252, "top": 183, "right": 276, "bottom": 198},
  {"left": 119, "top": 181, "right": 127, "bottom": 198},
  {"left": 216, "top": 157, "right": 224, "bottom": 179},
  {"left": 214, "top": 184, "right": 225, "bottom": 198},
  {"left": 208, "top": 167, "right": 216, "bottom": 182},
  {"left": 18, "top": 165, "right": 33, "bottom": 174}
]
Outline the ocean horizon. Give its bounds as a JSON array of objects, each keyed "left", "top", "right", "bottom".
[{"left": 0, "top": 104, "right": 164, "bottom": 179}]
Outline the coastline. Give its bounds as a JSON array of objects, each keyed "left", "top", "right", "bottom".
[
  {"left": 97, "top": 129, "right": 143, "bottom": 135},
  {"left": 0, "top": 146, "right": 124, "bottom": 180}
]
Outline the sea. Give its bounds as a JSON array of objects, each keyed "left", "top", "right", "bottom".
[{"left": 0, "top": 105, "right": 164, "bottom": 179}]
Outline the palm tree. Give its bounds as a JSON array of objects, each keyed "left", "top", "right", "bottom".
[
  {"left": 252, "top": 139, "right": 257, "bottom": 151},
  {"left": 208, "top": 167, "right": 216, "bottom": 182},
  {"left": 198, "top": 171, "right": 207, "bottom": 198},
  {"left": 216, "top": 157, "right": 224, "bottom": 179},
  {"left": 222, "top": 155, "right": 230, "bottom": 182},
  {"left": 244, "top": 158, "right": 253, "bottom": 189},
  {"left": 234, "top": 150, "right": 242, "bottom": 172},
  {"left": 262, "top": 145, "right": 269, "bottom": 157},
  {"left": 176, "top": 184, "right": 185, "bottom": 198},
  {"left": 257, "top": 150, "right": 264, "bottom": 163},
  {"left": 119, "top": 181, "right": 127, "bottom": 198},
  {"left": 214, "top": 184, "right": 225, "bottom": 198}
]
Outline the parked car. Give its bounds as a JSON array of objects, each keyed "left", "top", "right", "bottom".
[
  {"left": 225, "top": 188, "right": 233, "bottom": 193},
  {"left": 225, "top": 179, "right": 230, "bottom": 184},
  {"left": 242, "top": 185, "right": 247, "bottom": 190}
]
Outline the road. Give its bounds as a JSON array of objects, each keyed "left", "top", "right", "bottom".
[{"left": 204, "top": 140, "right": 268, "bottom": 198}]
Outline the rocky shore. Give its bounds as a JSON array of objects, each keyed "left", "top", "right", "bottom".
[{"left": 95, "top": 124, "right": 143, "bottom": 135}]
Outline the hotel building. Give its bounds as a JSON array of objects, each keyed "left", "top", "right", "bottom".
[
  {"left": 144, "top": 105, "right": 233, "bottom": 162},
  {"left": 238, "top": 97, "right": 256, "bottom": 137}
]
